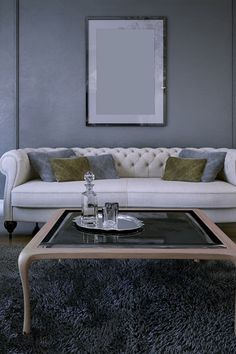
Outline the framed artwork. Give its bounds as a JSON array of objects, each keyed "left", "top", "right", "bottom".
[{"left": 86, "top": 17, "right": 167, "bottom": 126}]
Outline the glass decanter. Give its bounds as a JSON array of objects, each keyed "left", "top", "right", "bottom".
[{"left": 81, "top": 171, "right": 98, "bottom": 227}]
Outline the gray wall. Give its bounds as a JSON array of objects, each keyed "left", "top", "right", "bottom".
[
  {"left": 0, "top": 0, "right": 17, "bottom": 196},
  {"left": 0, "top": 0, "right": 235, "bottom": 197}
]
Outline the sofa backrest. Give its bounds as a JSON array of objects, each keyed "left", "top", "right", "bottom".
[
  {"left": 21, "top": 146, "right": 230, "bottom": 179},
  {"left": 72, "top": 147, "right": 181, "bottom": 178},
  {"left": 3, "top": 146, "right": 234, "bottom": 182}
]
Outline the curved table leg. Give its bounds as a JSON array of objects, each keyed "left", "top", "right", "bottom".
[{"left": 18, "top": 252, "right": 31, "bottom": 334}]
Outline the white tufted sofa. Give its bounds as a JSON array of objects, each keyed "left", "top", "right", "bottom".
[{"left": 1, "top": 147, "right": 236, "bottom": 233}]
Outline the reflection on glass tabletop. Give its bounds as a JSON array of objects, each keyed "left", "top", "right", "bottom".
[{"left": 40, "top": 210, "right": 225, "bottom": 249}]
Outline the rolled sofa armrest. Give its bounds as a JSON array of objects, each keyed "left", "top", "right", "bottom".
[
  {"left": 0, "top": 149, "right": 33, "bottom": 220},
  {"left": 224, "top": 149, "right": 236, "bottom": 186}
]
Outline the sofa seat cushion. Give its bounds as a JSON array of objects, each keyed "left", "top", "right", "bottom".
[
  {"left": 11, "top": 178, "right": 236, "bottom": 210},
  {"left": 126, "top": 178, "right": 236, "bottom": 208},
  {"left": 11, "top": 179, "right": 129, "bottom": 208}
]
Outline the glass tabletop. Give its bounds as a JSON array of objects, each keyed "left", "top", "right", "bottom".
[{"left": 39, "top": 210, "right": 225, "bottom": 249}]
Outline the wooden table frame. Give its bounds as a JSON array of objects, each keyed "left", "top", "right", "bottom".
[{"left": 18, "top": 208, "right": 236, "bottom": 335}]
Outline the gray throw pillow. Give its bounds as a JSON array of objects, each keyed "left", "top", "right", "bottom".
[
  {"left": 28, "top": 149, "right": 76, "bottom": 182},
  {"left": 87, "top": 154, "right": 119, "bottom": 180},
  {"left": 179, "top": 149, "right": 226, "bottom": 182}
]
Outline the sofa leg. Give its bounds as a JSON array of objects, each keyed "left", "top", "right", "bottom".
[
  {"left": 4, "top": 221, "right": 17, "bottom": 238},
  {"left": 32, "top": 222, "right": 40, "bottom": 236}
]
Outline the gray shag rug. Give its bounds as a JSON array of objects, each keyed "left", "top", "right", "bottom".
[{"left": 0, "top": 245, "right": 236, "bottom": 353}]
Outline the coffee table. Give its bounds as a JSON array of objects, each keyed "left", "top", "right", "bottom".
[{"left": 18, "top": 208, "right": 236, "bottom": 334}]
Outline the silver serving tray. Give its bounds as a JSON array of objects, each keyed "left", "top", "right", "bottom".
[{"left": 73, "top": 214, "right": 144, "bottom": 232}]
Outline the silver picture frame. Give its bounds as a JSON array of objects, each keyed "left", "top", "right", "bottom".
[{"left": 86, "top": 16, "right": 167, "bottom": 126}]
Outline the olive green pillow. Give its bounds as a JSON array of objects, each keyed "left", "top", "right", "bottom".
[
  {"left": 50, "top": 156, "right": 90, "bottom": 182},
  {"left": 162, "top": 157, "right": 207, "bottom": 182}
]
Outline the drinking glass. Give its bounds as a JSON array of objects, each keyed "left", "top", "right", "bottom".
[{"left": 102, "top": 202, "right": 119, "bottom": 229}]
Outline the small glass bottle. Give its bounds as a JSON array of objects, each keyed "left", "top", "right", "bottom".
[{"left": 81, "top": 171, "right": 98, "bottom": 227}]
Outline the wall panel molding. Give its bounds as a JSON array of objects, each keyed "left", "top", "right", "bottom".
[
  {"left": 15, "top": 0, "right": 19, "bottom": 148},
  {"left": 233, "top": 0, "right": 236, "bottom": 147}
]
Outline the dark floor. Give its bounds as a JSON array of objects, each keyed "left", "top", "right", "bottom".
[
  {"left": 0, "top": 221, "right": 39, "bottom": 246},
  {"left": 218, "top": 223, "right": 236, "bottom": 243}
]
